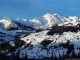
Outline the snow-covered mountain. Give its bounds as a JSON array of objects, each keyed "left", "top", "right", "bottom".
[
  {"left": 0, "top": 13, "right": 80, "bottom": 30},
  {"left": 0, "top": 17, "right": 18, "bottom": 30},
  {"left": 14, "top": 13, "right": 80, "bottom": 29},
  {"left": 0, "top": 13, "right": 80, "bottom": 60}
]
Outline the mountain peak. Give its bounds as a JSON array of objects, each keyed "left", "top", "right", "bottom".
[
  {"left": 0, "top": 17, "right": 18, "bottom": 29},
  {"left": 16, "top": 17, "right": 21, "bottom": 21},
  {"left": 43, "top": 13, "right": 52, "bottom": 18},
  {"left": 3, "top": 17, "right": 11, "bottom": 22},
  {"left": 53, "top": 13, "right": 59, "bottom": 17}
]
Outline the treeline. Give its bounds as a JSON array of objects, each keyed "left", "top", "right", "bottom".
[
  {"left": 47, "top": 24, "right": 80, "bottom": 35},
  {"left": 0, "top": 50, "right": 80, "bottom": 60}
]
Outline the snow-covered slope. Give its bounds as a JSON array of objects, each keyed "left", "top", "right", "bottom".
[
  {"left": 0, "top": 28, "right": 18, "bottom": 44},
  {"left": 14, "top": 30, "right": 80, "bottom": 59}
]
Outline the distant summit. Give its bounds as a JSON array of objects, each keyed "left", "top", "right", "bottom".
[{"left": 0, "top": 17, "right": 18, "bottom": 29}]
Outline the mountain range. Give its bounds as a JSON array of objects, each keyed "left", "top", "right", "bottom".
[{"left": 0, "top": 13, "right": 80, "bottom": 60}]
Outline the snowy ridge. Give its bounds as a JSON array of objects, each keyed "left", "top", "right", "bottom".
[
  {"left": 0, "top": 13, "right": 80, "bottom": 30},
  {"left": 15, "top": 13, "right": 80, "bottom": 29}
]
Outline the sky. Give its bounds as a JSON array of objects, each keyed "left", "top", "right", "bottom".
[{"left": 0, "top": 0, "right": 80, "bottom": 20}]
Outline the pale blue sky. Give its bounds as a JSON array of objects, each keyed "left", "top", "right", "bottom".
[{"left": 0, "top": 0, "right": 80, "bottom": 20}]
